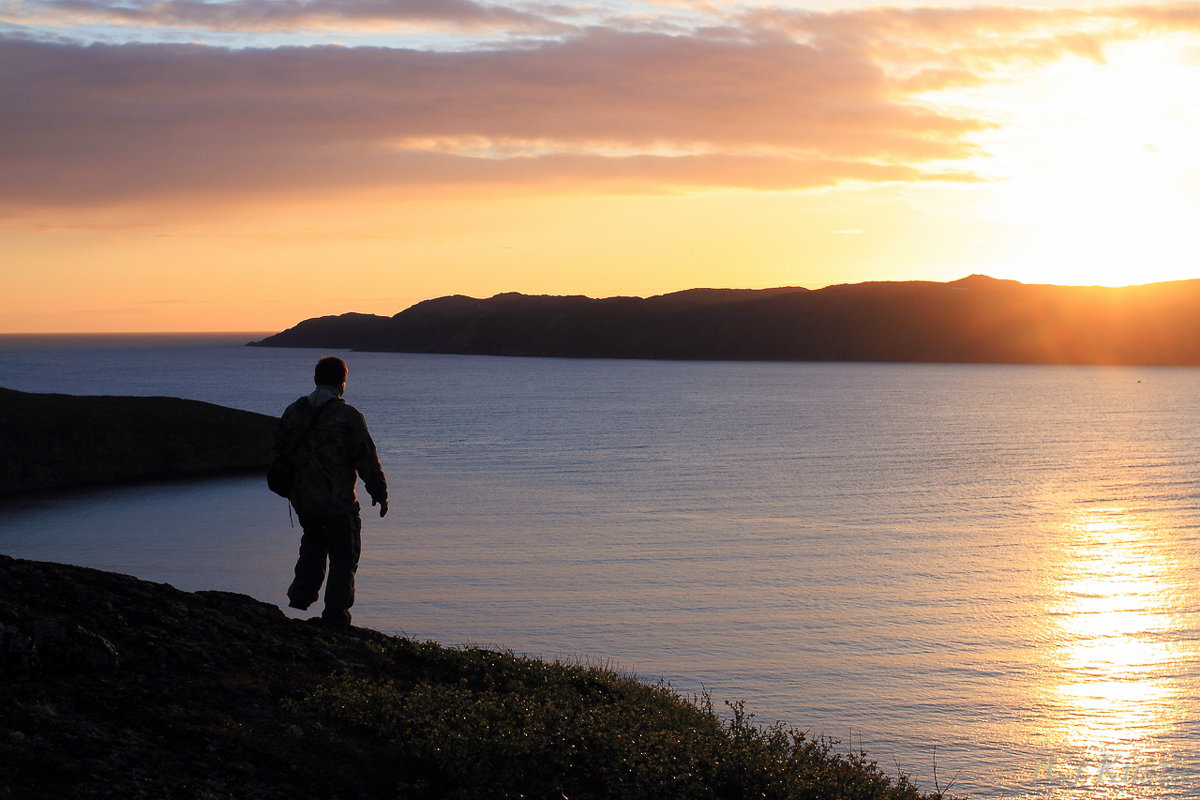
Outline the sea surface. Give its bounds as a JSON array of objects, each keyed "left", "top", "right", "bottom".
[{"left": 2, "top": 333, "right": 1200, "bottom": 798}]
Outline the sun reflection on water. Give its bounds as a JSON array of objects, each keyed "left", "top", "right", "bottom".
[{"left": 1043, "top": 504, "right": 1186, "bottom": 774}]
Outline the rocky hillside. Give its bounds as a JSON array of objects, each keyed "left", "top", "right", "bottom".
[
  {"left": 0, "top": 555, "right": 951, "bottom": 799},
  {"left": 249, "top": 275, "right": 1200, "bottom": 365},
  {"left": 0, "top": 387, "right": 275, "bottom": 495}
]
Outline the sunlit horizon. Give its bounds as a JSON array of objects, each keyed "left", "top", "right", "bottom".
[{"left": 5, "top": 271, "right": 1200, "bottom": 336}]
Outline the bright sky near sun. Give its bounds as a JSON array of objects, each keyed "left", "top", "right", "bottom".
[{"left": 4, "top": 0, "right": 1200, "bottom": 331}]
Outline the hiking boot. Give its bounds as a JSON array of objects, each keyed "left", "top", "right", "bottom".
[{"left": 320, "top": 609, "right": 352, "bottom": 628}]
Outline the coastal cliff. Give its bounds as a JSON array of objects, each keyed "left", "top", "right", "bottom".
[
  {"left": 250, "top": 275, "right": 1200, "bottom": 365},
  {"left": 0, "top": 387, "right": 275, "bottom": 495},
  {"left": 0, "top": 555, "right": 948, "bottom": 799}
]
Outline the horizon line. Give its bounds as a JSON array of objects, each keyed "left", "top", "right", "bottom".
[{"left": 7, "top": 273, "right": 1200, "bottom": 336}]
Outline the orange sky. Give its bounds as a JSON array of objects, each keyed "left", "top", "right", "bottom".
[{"left": 4, "top": 1, "right": 1200, "bottom": 332}]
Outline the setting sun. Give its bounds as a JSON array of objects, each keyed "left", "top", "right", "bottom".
[{"left": 950, "top": 36, "right": 1200, "bottom": 287}]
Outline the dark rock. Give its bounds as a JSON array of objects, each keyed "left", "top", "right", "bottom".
[
  {"left": 30, "top": 618, "right": 119, "bottom": 676},
  {"left": 0, "top": 554, "right": 405, "bottom": 799},
  {"left": 0, "top": 621, "right": 39, "bottom": 681}
]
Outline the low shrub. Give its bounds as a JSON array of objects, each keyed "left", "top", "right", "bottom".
[{"left": 292, "top": 641, "right": 947, "bottom": 800}]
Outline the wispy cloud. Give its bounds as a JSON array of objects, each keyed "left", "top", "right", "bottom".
[
  {"left": 3, "top": 0, "right": 563, "bottom": 33},
  {"left": 1, "top": 3, "right": 1195, "bottom": 214}
]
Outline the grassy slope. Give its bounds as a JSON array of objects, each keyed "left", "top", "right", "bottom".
[{"left": 0, "top": 556, "right": 952, "bottom": 799}]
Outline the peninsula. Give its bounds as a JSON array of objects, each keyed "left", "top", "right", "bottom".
[
  {"left": 0, "top": 387, "right": 275, "bottom": 495},
  {"left": 249, "top": 275, "right": 1200, "bottom": 366}
]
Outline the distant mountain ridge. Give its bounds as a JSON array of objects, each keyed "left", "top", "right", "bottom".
[{"left": 249, "top": 275, "right": 1200, "bottom": 365}]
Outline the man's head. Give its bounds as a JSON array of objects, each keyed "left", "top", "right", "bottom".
[{"left": 314, "top": 357, "right": 348, "bottom": 392}]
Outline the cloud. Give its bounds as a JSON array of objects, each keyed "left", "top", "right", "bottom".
[
  {"left": 0, "top": 28, "right": 993, "bottom": 211},
  {"left": 3, "top": 0, "right": 559, "bottom": 33},
  {"left": 4, "top": 4, "right": 1190, "bottom": 214},
  {"left": 1121, "top": 2, "right": 1200, "bottom": 31}
]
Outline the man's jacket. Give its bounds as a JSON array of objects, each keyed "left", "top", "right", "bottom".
[{"left": 274, "top": 387, "right": 387, "bottom": 516}]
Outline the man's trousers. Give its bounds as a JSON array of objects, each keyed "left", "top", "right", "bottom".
[{"left": 288, "top": 507, "right": 362, "bottom": 626}]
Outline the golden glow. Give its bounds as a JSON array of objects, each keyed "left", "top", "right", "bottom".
[
  {"left": 938, "top": 37, "right": 1200, "bottom": 288},
  {"left": 1047, "top": 506, "right": 1183, "bottom": 750},
  {"left": 6, "top": 8, "right": 1200, "bottom": 331},
  {"left": 0, "top": 189, "right": 975, "bottom": 333}
]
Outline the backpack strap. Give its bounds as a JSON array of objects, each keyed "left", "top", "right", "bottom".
[{"left": 286, "top": 397, "right": 342, "bottom": 455}]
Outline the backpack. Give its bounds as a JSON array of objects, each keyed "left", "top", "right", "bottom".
[
  {"left": 267, "top": 398, "right": 339, "bottom": 498},
  {"left": 266, "top": 453, "right": 298, "bottom": 498}
]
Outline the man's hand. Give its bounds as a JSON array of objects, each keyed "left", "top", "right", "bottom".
[{"left": 373, "top": 497, "right": 389, "bottom": 518}]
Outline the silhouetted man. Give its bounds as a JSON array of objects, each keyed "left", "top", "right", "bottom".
[{"left": 275, "top": 356, "right": 388, "bottom": 626}]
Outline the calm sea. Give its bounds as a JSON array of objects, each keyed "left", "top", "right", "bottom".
[{"left": 3, "top": 333, "right": 1200, "bottom": 798}]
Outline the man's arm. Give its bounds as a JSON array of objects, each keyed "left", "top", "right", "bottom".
[{"left": 350, "top": 412, "right": 388, "bottom": 517}]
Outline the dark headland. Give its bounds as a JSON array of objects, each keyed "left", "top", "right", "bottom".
[
  {"left": 0, "top": 387, "right": 275, "bottom": 495},
  {"left": 0, "top": 555, "right": 952, "bottom": 799},
  {"left": 250, "top": 275, "right": 1200, "bottom": 365}
]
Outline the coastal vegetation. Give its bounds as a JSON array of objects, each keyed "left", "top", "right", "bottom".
[
  {"left": 0, "top": 555, "right": 954, "bottom": 799},
  {"left": 250, "top": 275, "right": 1200, "bottom": 366}
]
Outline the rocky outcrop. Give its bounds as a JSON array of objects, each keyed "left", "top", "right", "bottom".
[
  {"left": 0, "top": 554, "right": 404, "bottom": 799},
  {"left": 0, "top": 555, "right": 945, "bottom": 800},
  {"left": 0, "top": 387, "right": 276, "bottom": 495},
  {"left": 249, "top": 275, "right": 1200, "bottom": 365}
]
